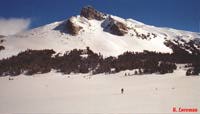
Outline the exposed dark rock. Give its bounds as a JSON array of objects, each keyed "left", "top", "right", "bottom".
[
  {"left": 66, "top": 17, "right": 83, "bottom": 35},
  {"left": 103, "top": 16, "right": 128, "bottom": 36},
  {"left": 0, "top": 35, "right": 5, "bottom": 38},
  {"left": 0, "top": 36, "right": 5, "bottom": 51},
  {"left": 80, "top": 6, "right": 106, "bottom": 20},
  {"left": 0, "top": 46, "right": 5, "bottom": 51},
  {"left": 0, "top": 39, "right": 5, "bottom": 44}
]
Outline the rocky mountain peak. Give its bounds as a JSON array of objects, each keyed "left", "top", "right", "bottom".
[{"left": 80, "top": 5, "right": 106, "bottom": 20}]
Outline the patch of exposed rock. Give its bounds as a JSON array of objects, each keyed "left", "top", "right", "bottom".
[
  {"left": 80, "top": 6, "right": 106, "bottom": 20},
  {"left": 0, "top": 46, "right": 5, "bottom": 51},
  {"left": 0, "top": 35, "right": 5, "bottom": 38},
  {"left": 66, "top": 17, "right": 83, "bottom": 35},
  {"left": 103, "top": 16, "right": 128, "bottom": 36},
  {"left": 0, "top": 39, "right": 5, "bottom": 44}
]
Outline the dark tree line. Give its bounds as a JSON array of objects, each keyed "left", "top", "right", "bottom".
[
  {"left": 52, "top": 47, "right": 101, "bottom": 74},
  {"left": 186, "top": 62, "right": 200, "bottom": 76},
  {"left": 164, "top": 40, "right": 200, "bottom": 76},
  {"left": 0, "top": 49, "right": 55, "bottom": 76},
  {"left": 0, "top": 47, "right": 199, "bottom": 76}
]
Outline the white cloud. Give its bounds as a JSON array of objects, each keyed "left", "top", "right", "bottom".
[{"left": 0, "top": 18, "right": 31, "bottom": 36}]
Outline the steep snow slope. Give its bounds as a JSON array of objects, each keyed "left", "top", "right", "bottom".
[
  {"left": 0, "top": 68, "right": 199, "bottom": 113},
  {"left": 0, "top": 14, "right": 200, "bottom": 59}
]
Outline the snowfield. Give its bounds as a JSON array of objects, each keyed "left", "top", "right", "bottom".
[
  {"left": 1, "top": 14, "right": 200, "bottom": 59},
  {"left": 0, "top": 7, "right": 200, "bottom": 113},
  {"left": 0, "top": 68, "right": 199, "bottom": 113}
]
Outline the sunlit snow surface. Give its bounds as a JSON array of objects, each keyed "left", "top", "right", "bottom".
[
  {"left": 1, "top": 15, "right": 200, "bottom": 59},
  {"left": 0, "top": 68, "right": 199, "bottom": 113},
  {"left": 0, "top": 15, "right": 200, "bottom": 113}
]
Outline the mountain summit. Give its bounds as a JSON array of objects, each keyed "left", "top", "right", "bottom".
[
  {"left": 80, "top": 6, "right": 106, "bottom": 20},
  {"left": 66, "top": 6, "right": 128, "bottom": 36},
  {"left": 0, "top": 6, "right": 200, "bottom": 59},
  {"left": 0, "top": 6, "right": 200, "bottom": 76}
]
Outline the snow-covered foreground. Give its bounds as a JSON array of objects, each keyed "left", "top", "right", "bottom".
[{"left": 0, "top": 69, "right": 200, "bottom": 113}]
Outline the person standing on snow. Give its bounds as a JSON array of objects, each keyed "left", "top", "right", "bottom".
[{"left": 121, "top": 88, "right": 124, "bottom": 94}]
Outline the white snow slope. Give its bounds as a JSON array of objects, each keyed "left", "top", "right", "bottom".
[
  {"left": 0, "top": 15, "right": 200, "bottom": 59},
  {"left": 0, "top": 68, "right": 200, "bottom": 113},
  {"left": 0, "top": 10, "right": 200, "bottom": 114}
]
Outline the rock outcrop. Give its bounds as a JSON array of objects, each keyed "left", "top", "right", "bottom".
[
  {"left": 0, "top": 35, "right": 5, "bottom": 38},
  {"left": 66, "top": 17, "right": 83, "bottom": 35},
  {"left": 0, "top": 46, "right": 5, "bottom": 51},
  {"left": 104, "top": 16, "right": 128, "bottom": 36},
  {"left": 65, "top": 6, "right": 128, "bottom": 36},
  {"left": 80, "top": 6, "right": 106, "bottom": 20}
]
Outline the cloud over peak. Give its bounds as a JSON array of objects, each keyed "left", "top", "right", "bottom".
[{"left": 0, "top": 18, "right": 31, "bottom": 36}]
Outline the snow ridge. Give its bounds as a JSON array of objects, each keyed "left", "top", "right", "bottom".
[{"left": 0, "top": 7, "right": 200, "bottom": 59}]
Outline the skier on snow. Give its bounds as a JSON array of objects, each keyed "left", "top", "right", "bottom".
[{"left": 121, "top": 88, "right": 124, "bottom": 94}]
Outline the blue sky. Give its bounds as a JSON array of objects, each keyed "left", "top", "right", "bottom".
[{"left": 0, "top": 0, "right": 200, "bottom": 32}]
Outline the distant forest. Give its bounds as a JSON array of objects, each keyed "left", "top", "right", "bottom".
[{"left": 0, "top": 47, "right": 199, "bottom": 76}]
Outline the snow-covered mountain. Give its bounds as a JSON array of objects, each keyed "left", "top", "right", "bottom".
[
  {"left": 0, "top": 6, "right": 200, "bottom": 113},
  {"left": 0, "top": 6, "right": 200, "bottom": 59}
]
